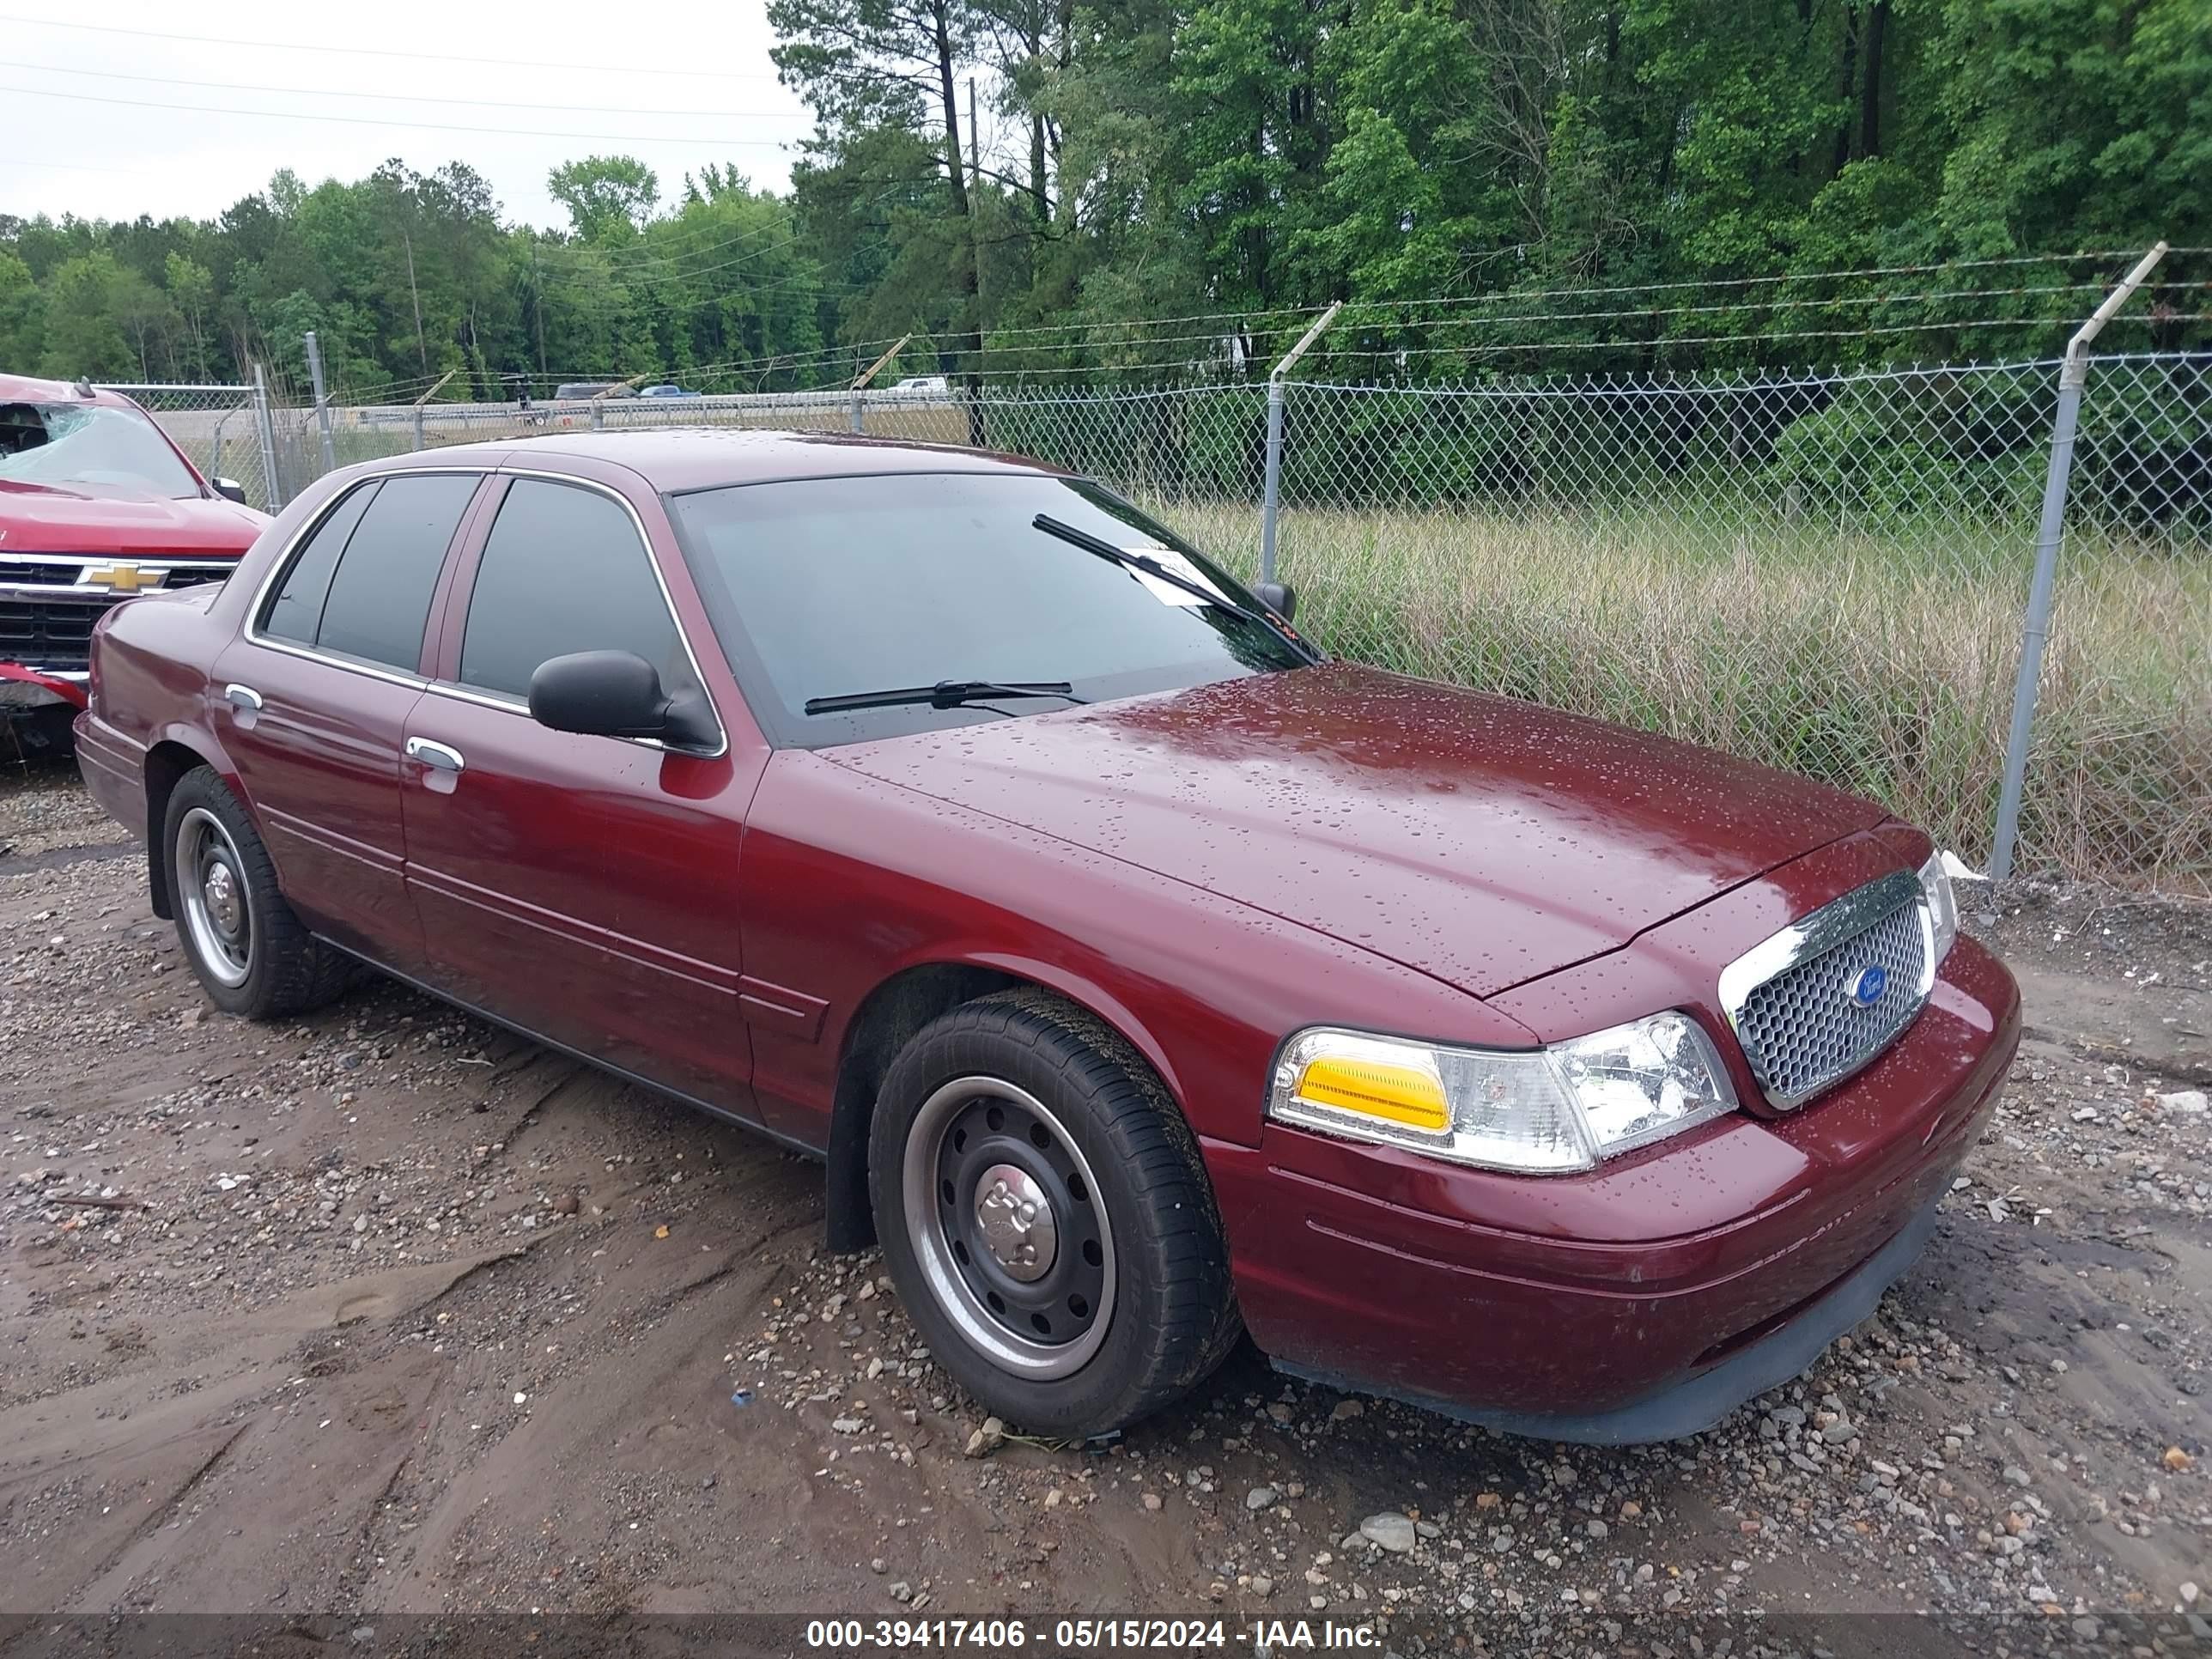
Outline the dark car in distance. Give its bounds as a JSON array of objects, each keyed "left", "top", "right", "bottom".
[{"left": 74, "top": 429, "right": 2019, "bottom": 1443}]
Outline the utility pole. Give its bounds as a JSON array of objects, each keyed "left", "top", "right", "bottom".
[
  {"left": 532, "top": 246, "right": 547, "bottom": 378},
  {"left": 302, "top": 330, "right": 337, "bottom": 476},
  {"left": 402, "top": 228, "right": 428, "bottom": 375},
  {"left": 967, "top": 76, "right": 981, "bottom": 189}
]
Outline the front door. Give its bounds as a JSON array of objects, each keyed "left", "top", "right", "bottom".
[
  {"left": 398, "top": 473, "right": 763, "bottom": 1120},
  {"left": 210, "top": 470, "right": 484, "bottom": 969}
]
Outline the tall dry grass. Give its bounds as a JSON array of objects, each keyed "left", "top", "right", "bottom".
[{"left": 1158, "top": 499, "right": 2210, "bottom": 892}]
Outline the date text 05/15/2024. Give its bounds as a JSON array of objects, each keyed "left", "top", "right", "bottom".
[{"left": 802, "top": 1618, "right": 1383, "bottom": 1650}]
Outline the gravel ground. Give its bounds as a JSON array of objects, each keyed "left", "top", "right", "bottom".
[{"left": 2, "top": 761, "right": 2208, "bottom": 1655}]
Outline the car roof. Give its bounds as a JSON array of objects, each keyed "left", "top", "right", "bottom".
[
  {"left": 0, "top": 372, "right": 143, "bottom": 412},
  {"left": 368, "top": 427, "right": 1066, "bottom": 492}
]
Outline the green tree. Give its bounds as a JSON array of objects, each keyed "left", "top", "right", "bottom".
[
  {"left": 165, "top": 252, "right": 216, "bottom": 379},
  {"left": 36, "top": 252, "right": 141, "bottom": 379},
  {"left": 548, "top": 155, "right": 662, "bottom": 242}
]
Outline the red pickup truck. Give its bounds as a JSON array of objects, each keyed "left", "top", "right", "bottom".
[{"left": 2, "top": 374, "right": 267, "bottom": 752}]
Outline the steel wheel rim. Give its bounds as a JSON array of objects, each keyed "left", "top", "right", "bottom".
[
  {"left": 176, "top": 806, "right": 252, "bottom": 988},
  {"left": 902, "top": 1075, "right": 1116, "bottom": 1380}
]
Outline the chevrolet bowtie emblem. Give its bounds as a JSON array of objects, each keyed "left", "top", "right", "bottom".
[{"left": 86, "top": 562, "right": 159, "bottom": 592}]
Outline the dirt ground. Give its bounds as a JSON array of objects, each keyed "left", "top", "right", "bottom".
[{"left": 3, "top": 761, "right": 2208, "bottom": 1654}]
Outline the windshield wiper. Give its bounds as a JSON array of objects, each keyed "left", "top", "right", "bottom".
[
  {"left": 1030, "top": 513, "right": 1322, "bottom": 664},
  {"left": 804, "top": 679, "right": 1088, "bottom": 716}
]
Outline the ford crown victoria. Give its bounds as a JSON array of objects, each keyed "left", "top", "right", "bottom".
[{"left": 73, "top": 428, "right": 2019, "bottom": 1442}]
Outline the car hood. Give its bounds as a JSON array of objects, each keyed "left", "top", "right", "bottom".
[
  {"left": 825, "top": 662, "right": 1890, "bottom": 999},
  {"left": 0, "top": 481, "right": 267, "bottom": 556}
]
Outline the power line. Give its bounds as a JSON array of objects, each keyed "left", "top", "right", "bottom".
[
  {"left": 0, "top": 58, "right": 802, "bottom": 119},
  {"left": 532, "top": 230, "right": 833, "bottom": 293},
  {"left": 535, "top": 218, "right": 818, "bottom": 278},
  {"left": 0, "top": 15, "right": 786, "bottom": 80},
  {"left": 0, "top": 82, "right": 799, "bottom": 148},
  {"left": 0, "top": 156, "right": 159, "bottom": 177}
]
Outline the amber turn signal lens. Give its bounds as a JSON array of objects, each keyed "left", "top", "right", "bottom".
[{"left": 1292, "top": 1054, "right": 1452, "bottom": 1133}]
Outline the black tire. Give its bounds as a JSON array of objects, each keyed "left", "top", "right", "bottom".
[
  {"left": 161, "top": 767, "right": 354, "bottom": 1019},
  {"left": 869, "top": 989, "right": 1239, "bottom": 1436}
]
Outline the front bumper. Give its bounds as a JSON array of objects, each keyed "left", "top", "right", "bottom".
[
  {"left": 1205, "top": 933, "right": 2019, "bottom": 1443},
  {"left": 0, "top": 663, "right": 89, "bottom": 712}
]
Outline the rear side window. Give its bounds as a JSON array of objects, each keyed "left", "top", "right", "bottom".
[
  {"left": 457, "top": 478, "right": 690, "bottom": 700},
  {"left": 265, "top": 473, "right": 477, "bottom": 672},
  {"left": 262, "top": 482, "right": 378, "bottom": 646}
]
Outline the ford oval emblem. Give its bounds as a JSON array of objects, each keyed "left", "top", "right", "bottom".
[{"left": 1846, "top": 964, "right": 1888, "bottom": 1007}]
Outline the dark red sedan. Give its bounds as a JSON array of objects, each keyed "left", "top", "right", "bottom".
[
  {"left": 3, "top": 374, "right": 267, "bottom": 749},
  {"left": 74, "top": 430, "right": 2019, "bottom": 1443}
]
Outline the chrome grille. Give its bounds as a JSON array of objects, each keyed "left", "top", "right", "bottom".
[
  {"left": 1718, "top": 870, "right": 1934, "bottom": 1109},
  {"left": 0, "top": 556, "right": 84, "bottom": 586},
  {"left": 0, "top": 595, "right": 102, "bottom": 671}
]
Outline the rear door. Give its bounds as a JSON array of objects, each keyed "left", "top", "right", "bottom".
[
  {"left": 210, "top": 470, "right": 486, "bottom": 969},
  {"left": 398, "top": 470, "right": 768, "bottom": 1121}
]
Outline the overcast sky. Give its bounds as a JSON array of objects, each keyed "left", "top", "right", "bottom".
[{"left": 0, "top": 0, "right": 826, "bottom": 231}]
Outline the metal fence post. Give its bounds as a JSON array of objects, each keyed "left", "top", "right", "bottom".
[
  {"left": 251, "top": 362, "right": 283, "bottom": 509},
  {"left": 1989, "top": 241, "right": 2167, "bottom": 880},
  {"left": 303, "top": 331, "right": 337, "bottom": 475},
  {"left": 849, "top": 334, "right": 910, "bottom": 437},
  {"left": 1260, "top": 302, "right": 1341, "bottom": 584},
  {"left": 408, "top": 369, "right": 455, "bottom": 456}
]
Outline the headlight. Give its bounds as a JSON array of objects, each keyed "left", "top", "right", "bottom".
[
  {"left": 1918, "top": 850, "right": 1959, "bottom": 963},
  {"left": 1269, "top": 1012, "right": 1739, "bottom": 1175}
]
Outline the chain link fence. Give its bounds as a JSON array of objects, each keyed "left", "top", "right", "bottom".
[
  {"left": 99, "top": 383, "right": 282, "bottom": 513},
  {"left": 1259, "top": 356, "right": 2209, "bottom": 891},
  {"left": 125, "top": 348, "right": 2208, "bottom": 893}
]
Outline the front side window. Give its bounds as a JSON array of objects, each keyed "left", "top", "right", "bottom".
[
  {"left": 0, "top": 401, "right": 201, "bottom": 499},
  {"left": 457, "top": 478, "right": 690, "bottom": 701},
  {"left": 261, "top": 472, "right": 477, "bottom": 672},
  {"left": 667, "top": 471, "right": 1305, "bottom": 748}
]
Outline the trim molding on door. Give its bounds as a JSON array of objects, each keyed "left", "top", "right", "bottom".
[
  {"left": 406, "top": 860, "right": 743, "bottom": 998},
  {"left": 738, "top": 975, "right": 831, "bottom": 1042}
]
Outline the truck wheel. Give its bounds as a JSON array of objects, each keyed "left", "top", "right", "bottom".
[
  {"left": 163, "top": 767, "right": 353, "bottom": 1019},
  {"left": 869, "top": 989, "right": 1239, "bottom": 1436}
]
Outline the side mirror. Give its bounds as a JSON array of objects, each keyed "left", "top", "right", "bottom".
[
  {"left": 1254, "top": 580, "right": 1298, "bottom": 624},
  {"left": 528, "top": 650, "right": 719, "bottom": 751},
  {"left": 211, "top": 477, "right": 250, "bottom": 506}
]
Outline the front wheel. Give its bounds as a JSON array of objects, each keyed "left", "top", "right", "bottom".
[{"left": 869, "top": 991, "right": 1239, "bottom": 1436}]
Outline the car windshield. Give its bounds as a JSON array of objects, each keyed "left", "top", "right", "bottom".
[
  {"left": 0, "top": 401, "right": 202, "bottom": 498},
  {"left": 667, "top": 471, "right": 1310, "bottom": 747}
]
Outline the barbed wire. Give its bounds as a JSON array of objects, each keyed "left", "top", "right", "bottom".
[
  {"left": 1338, "top": 282, "right": 2204, "bottom": 332},
  {"left": 971, "top": 305, "right": 1330, "bottom": 343},
  {"left": 1362, "top": 249, "right": 2209, "bottom": 309},
  {"left": 1311, "top": 311, "right": 2205, "bottom": 360}
]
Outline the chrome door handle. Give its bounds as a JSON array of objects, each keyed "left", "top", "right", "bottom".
[
  {"left": 223, "top": 683, "right": 263, "bottom": 712},
  {"left": 404, "top": 737, "right": 465, "bottom": 773}
]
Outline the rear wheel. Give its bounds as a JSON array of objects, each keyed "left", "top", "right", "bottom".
[
  {"left": 163, "top": 767, "right": 353, "bottom": 1019},
  {"left": 869, "top": 991, "right": 1238, "bottom": 1436}
]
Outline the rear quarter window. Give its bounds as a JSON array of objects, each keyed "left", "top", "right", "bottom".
[{"left": 261, "top": 473, "right": 478, "bottom": 673}]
